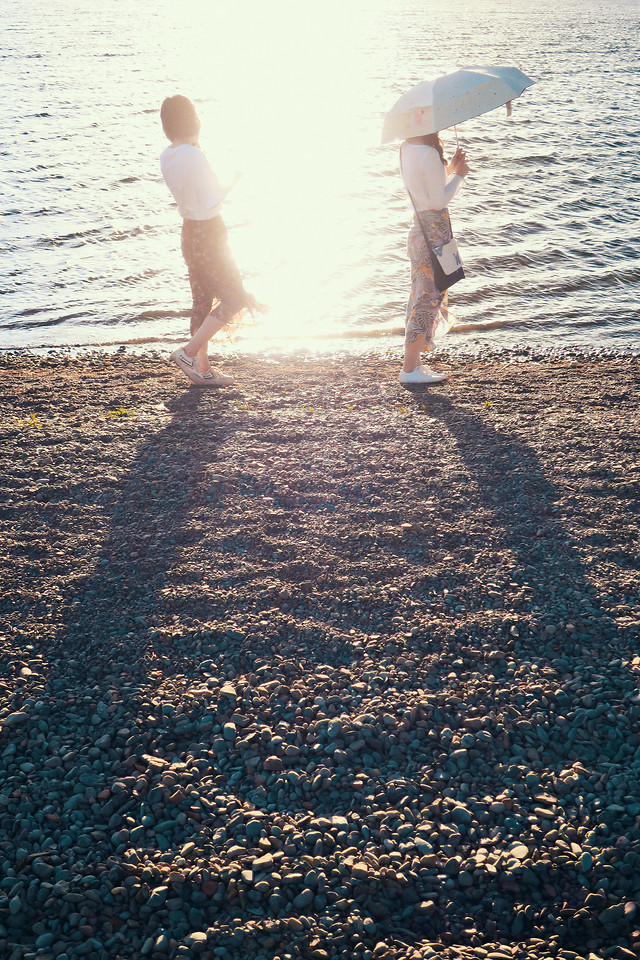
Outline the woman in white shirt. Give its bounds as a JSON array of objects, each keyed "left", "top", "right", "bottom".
[
  {"left": 399, "top": 133, "right": 469, "bottom": 384},
  {"left": 160, "top": 95, "right": 264, "bottom": 387}
]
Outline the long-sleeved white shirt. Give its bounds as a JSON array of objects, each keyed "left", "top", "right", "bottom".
[
  {"left": 160, "top": 143, "right": 225, "bottom": 220},
  {"left": 400, "top": 142, "right": 463, "bottom": 212}
]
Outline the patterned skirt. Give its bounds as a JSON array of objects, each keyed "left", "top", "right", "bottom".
[
  {"left": 405, "top": 208, "right": 455, "bottom": 348},
  {"left": 181, "top": 217, "right": 250, "bottom": 335}
]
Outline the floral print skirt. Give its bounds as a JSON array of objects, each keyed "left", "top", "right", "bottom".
[
  {"left": 405, "top": 208, "right": 455, "bottom": 348},
  {"left": 181, "top": 217, "right": 250, "bottom": 336}
]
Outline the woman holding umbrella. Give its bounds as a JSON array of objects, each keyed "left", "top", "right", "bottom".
[
  {"left": 383, "top": 67, "right": 533, "bottom": 384},
  {"left": 399, "top": 134, "right": 469, "bottom": 384}
]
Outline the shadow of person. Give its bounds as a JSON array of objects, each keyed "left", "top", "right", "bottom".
[
  {"left": 396, "top": 388, "right": 619, "bottom": 654},
  {"left": 2, "top": 358, "right": 638, "bottom": 956},
  {"left": 61, "top": 389, "right": 227, "bottom": 674},
  {"left": 364, "top": 387, "right": 640, "bottom": 951},
  {"left": 0, "top": 384, "right": 258, "bottom": 951}
]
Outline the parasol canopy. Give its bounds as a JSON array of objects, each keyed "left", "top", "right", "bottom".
[{"left": 381, "top": 66, "right": 534, "bottom": 144}]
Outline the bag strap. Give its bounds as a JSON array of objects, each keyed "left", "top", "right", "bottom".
[{"left": 399, "top": 144, "right": 455, "bottom": 253}]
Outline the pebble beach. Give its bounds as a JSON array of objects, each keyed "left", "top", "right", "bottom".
[{"left": 1, "top": 349, "right": 639, "bottom": 960}]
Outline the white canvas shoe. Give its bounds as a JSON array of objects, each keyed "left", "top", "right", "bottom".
[
  {"left": 171, "top": 349, "right": 204, "bottom": 385},
  {"left": 399, "top": 364, "right": 448, "bottom": 385},
  {"left": 200, "top": 367, "right": 234, "bottom": 388}
]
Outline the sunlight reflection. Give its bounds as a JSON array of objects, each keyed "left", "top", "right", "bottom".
[
  {"left": 156, "top": 0, "right": 395, "bottom": 346},
  {"left": 9, "top": 0, "right": 632, "bottom": 355}
]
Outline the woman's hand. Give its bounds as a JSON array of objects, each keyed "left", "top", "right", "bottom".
[
  {"left": 447, "top": 147, "right": 470, "bottom": 178},
  {"left": 223, "top": 170, "right": 243, "bottom": 200}
]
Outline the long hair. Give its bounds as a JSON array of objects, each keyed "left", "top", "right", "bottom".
[{"left": 407, "top": 133, "right": 446, "bottom": 165}]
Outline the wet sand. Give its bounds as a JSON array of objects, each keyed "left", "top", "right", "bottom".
[{"left": 1, "top": 351, "right": 639, "bottom": 960}]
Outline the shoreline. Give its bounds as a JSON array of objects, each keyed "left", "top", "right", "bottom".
[
  {"left": 1, "top": 336, "right": 638, "bottom": 366},
  {"left": 1, "top": 353, "right": 639, "bottom": 960}
]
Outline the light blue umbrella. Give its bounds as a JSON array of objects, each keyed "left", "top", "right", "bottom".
[{"left": 381, "top": 66, "right": 534, "bottom": 145}]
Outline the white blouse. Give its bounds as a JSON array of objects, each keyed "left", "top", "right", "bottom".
[
  {"left": 400, "top": 142, "right": 463, "bottom": 212},
  {"left": 160, "top": 143, "right": 226, "bottom": 220}
]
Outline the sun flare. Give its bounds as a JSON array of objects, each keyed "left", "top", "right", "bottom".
[{"left": 154, "top": 0, "right": 398, "bottom": 345}]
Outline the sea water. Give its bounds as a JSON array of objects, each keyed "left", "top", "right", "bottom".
[{"left": 1, "top": 0, "right": 639, "bottom": 355}]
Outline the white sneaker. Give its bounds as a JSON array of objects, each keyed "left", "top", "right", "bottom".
[
  {"left": 171, "top": 349, "right": 204, "bottom": 385},
  {"left": 199, "top": 367, "right": 234, "bottom": 388},
  {"left": 399, "top": 364, "right": 448, "bottom": 384}
]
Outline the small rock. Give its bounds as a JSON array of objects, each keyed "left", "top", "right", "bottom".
[
  {"left": 580, "top": 851, "right": 593, "bottom": 872},
  {"left": 185, "top": 932, "right": 208, "bottom": 945},
  {"left": 263, "top": 756, "right": 283, "bottom": 771},
  {"left": 294, "top": 889, "right": 314, "bottom": 909},
  {"left": 149, "top": 886, "right": 169, "bottom": 906},
  {"left": 223, "top": 722, "right": 237, "bottom": 740}
]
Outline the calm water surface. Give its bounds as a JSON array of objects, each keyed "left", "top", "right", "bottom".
[{"left": 1, "top": 0, "right": 639, "bottom": 355}]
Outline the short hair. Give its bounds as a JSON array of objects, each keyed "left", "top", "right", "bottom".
[{"left": 160, "top": 96, "right": 200, "bottom": 141}]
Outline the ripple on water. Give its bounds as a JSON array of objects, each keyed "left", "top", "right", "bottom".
[{"left": 0, "top": 0, "right": 639, "bottom": 354}]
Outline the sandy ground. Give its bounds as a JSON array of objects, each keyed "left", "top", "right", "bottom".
[{"left": 0, "top": 351, "right": 639, "bottom": 960}]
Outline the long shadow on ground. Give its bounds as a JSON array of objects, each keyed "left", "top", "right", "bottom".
[{"left": 1, "top": 361, "right": 639, "bottom": 959}]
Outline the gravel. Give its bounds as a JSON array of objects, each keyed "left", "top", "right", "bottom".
[{"left": 0, "top": 348, "right": 639, "bottom": 960}]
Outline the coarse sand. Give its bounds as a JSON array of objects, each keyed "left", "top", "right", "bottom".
[{"left": 1, "top": 351, "right": 639, "bottom": 960}]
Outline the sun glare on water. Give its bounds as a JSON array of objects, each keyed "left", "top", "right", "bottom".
[
  {"left": 4, "top": 0, "right": 636, "bottom": 354},
  {"left": 153, "top": 0, "right": 399, "bottom": 348}
]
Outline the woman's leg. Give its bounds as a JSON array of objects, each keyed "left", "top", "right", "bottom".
[
  {"left": 403, "top": 229, "right": 432, "bottom": 372},
  {"left": 184, "top": 303, "right": 232, "bottom": 359},
  {"left": 402, "top": 259, "right": 447, "bottom": 383},
  {"left": 182, "top": 233, "right": 216, "bottom": 367},
  {"left": 189, "top": 294, "right": 267, "bottom": 371},
  {"left": 183, "top": 223, "right": 250, "bottom": 358},
  {"left": 187, "top": 303, "right": 269, "bottom": 372},
  {"left": 189, "top": 314, "right": 215, "bottom": 373},
  {"left": 189, "top": 305, "right": 209, "bottom": 371},
  {"left": 403, "top": 334, "right": 426, "bottom": 373},
  {"left": 196, "top": 345, "right": 209, "bottom": 371},
  {"left": 402, "top": 213, "right": 452, "bottom": 376},
  {"left": 177, "top": 220, "right": 267, "bottom": 384}
]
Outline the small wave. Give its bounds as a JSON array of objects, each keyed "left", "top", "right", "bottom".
[
  {"left": 546, "top": 266, "right": 640, "bottom": 296},
  {"left": 131, "top": 309, "right": 189, "bottom": 322},
  {"left": 447, "top": 317, "right": 558, "bottom": 335},
  {"left": 107, "top": 226, "right": 146, "bottom": 243},
  {"left": 94, "top": 335, "right": 178, "bottom": 346},
  {"left": 38, "top": 227, "right": 105, "bottom": 247},
  {"left": 13, "top": 306, "right": 46, "bottom": 318},
  {"left": 118, "top": 269, "right": 164, "bottom": 287},
  {"left": 1, "top": 315, "right": 70, "bottom": 330},
  {"left": 450, "top": 319, "right": 519, "bottom": 334},
  {"left": 514, "top": 154, "right": 560, "bottom": 166},
  {"left": 36, "top": 225, "right": 149, "bottom": 248},
  {"left": 276, "top": 326, "right": 406, "bottom": 341}
]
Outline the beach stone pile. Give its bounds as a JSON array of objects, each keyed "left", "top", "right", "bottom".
[{"left": 0, "top": 352, "right": 639, "bottom": 960}]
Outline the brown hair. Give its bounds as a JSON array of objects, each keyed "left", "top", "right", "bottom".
[
  {"left": 160, "top": 95, "right": 200, "bottom": 142},
  {"left": 407, "top": 133, "right": 446, "bottom": 165}
]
